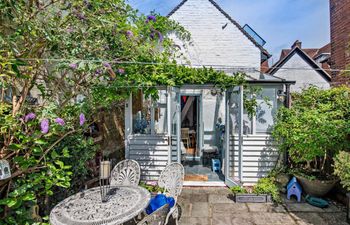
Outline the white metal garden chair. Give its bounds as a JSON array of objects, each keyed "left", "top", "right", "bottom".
[
  {"left": 110, "top": 159, "right": 141, "bottom": 186},
  {"left": 137, "top": 204, "right": 169, "bottom": 225},
  {"left": 158, "top": 162, "right": 185, "bottom": 225}
]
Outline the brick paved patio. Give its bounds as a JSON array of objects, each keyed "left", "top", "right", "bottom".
[{"left": 175, "top": 187, "right": 348, "bottom": 225}]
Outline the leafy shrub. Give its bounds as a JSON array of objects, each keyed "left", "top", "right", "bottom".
[
  {"left": 334, "top": 151, "right": 350, "bottom": 191},
  {"left": 253, "top": 178, "right": 281, "bottom": 203},
  {"left": 230, "top": 186, "right": 247, "bottom": 194},
  {"left": 272, "top": 86, "right": 350, "bottom": 175}
]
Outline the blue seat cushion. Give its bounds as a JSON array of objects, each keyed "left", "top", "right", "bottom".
[{"left": 146, "top": 194, "right": 175, "bottom": 215}]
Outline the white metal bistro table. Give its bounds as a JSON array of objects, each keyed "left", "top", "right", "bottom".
[{"left": 50, "top": 185, "right": 151, "bottom": 225}]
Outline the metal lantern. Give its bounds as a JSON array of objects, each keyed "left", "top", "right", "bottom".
[
  {"left": 0, "top": 160, "right": 11, "bottom": 180},
  {"left": 99, "top": 160, "right": 111, "bottom": 203}
]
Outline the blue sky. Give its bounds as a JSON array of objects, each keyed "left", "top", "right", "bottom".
[{"left": 127, "top": 0, "right": 330, "bottom": 63}]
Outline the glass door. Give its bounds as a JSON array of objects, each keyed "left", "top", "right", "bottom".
[
  {"left": 169, "top": 87, "right": 181, "bottom": 163},
  {"left": 224, "top": 87, "right": 242, "bottom": 187}
]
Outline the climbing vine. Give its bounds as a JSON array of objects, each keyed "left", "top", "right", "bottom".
[{"left": 0, "top": 0, "right": 250, "bottom": 224}]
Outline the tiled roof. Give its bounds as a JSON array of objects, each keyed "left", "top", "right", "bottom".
[
  {"left": 279, "top": 43, "right": 331, "bottom": 61},
  {"left": 268, "top": 46, "right": 331, "bottom": 81}
]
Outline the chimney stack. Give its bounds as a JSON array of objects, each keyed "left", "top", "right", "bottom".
[{"left": 291, "top": 40, "right": 302, "bottom": 49}]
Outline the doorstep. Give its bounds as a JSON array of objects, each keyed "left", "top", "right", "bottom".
[{"left": 183, "top": 181, "right": 227, "bottom": 187}]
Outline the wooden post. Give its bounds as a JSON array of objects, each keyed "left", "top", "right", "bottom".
[{"left": 239, "top": 85, "right": 244, "bottom": 182}]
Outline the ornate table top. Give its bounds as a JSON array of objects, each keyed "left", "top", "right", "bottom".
[{"left": 50, "top": 186, "right": 151, "bottom": 225}]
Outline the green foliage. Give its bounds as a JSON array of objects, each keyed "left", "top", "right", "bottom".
[
  {"left": 139, "top": 182, "right": 165, "bottom": 193},
  {"left": 334, "top": 151, "right": 350, "bottom": 191},
  {"left": 0, "top": 0, "right": 250, "bottom": 223},
  {"left": 230, "top": 186, "right": 247, "bottom": 194},
  {"left": 272, "top": 86, "right": 350, "bottom": 173},
  {"left": 253, "top": 177, "right": 281, "bottom": 203}
]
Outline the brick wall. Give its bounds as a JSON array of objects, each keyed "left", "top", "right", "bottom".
[{"left": 330, "top": 0, "right": 350, "bottom": 85}]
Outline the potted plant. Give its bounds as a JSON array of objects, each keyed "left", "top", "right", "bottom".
[
  {"left": 273, "top": 87, "right": 350, "bottom": 197},
  {"left": 231, "top": 177, "right": 281, "bottom": 203},
  {"left": 334, "top": 151, "right": 350, "bottom": 223},
  {"left": 140, "top": 182, "right": 164, "bottom": 197}
]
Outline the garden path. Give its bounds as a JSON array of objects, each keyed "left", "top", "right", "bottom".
[{"left": 172, "top": 187, "right": 348, "bottom": 225}]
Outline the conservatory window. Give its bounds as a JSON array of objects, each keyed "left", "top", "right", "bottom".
[
  {"left": 255, "top": 87, "right": 278, "bottom": 133},
  {"left": 132, "top": 90, "right": 168, "bottom": 134}
]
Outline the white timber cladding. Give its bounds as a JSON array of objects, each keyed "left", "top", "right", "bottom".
[
  {"left": 128, "top": 135, "right": 170, "bottom": 181},
  {"left": 229, "top": 135, "right": 280, "bottom": 186},
  {"left": 168, "top": 0, "right": 261, "bottom": 69},
  {"left": 273, "top": 53, "right": 330, "bottom": 92}
]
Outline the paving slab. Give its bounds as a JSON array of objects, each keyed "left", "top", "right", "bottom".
[
  {"left": 211, "top": 203, "right": 249, "bottom": 217},
  {"left": 177, "top": 202, "right": 192, "bottom": 218},
  {"left": 285, "top": 203, "right": 325, "bottom": 212},
  {"left": 191, "top": 202, "right": 210, "bottom": 218},
  {"left": 247, "top": 202, "right": 287, "bottom": 213},
  {"left": 251, "top": 212, "right": 296, "bottom": 225},
  {"left": 290, "top": 212, "right": 328, "bottom": 225},
  {"left": 208, "top": 194, "right": 235, "bottom": 204},
  {"left": 178, "top": 217, "right": 211, "bottom": 225},
  {"left": 176, "top": 187, "right": 349, "bottom": 225},
  {"left": 212, "top": 213, "right": 255, "bottom": 225},
  {"left": 318, "top": 212, "right": 349, "bottom": 225}
]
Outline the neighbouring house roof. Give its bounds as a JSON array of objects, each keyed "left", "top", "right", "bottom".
[
  {"left": 167, "top": 0, "right": 271, "bottom": 58},
  {"left": 268, "top": 46, "right": 332, "bottom": 81},
  {"left": 279, "top": 43, "right": 331, "bottom": 62}
]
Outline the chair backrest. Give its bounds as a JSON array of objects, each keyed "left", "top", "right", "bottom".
[
  {"left": 137, "top": 204, "right": 169, "bottom": 225},
  {"left": 158, "top": 163, "right": 184, "bottom": 201},
  {"left": 181, "top": 128, "right": 190, "bottom": 139},
  {"left": 110, "top": 159, "right": 141, "bottom": 186}
]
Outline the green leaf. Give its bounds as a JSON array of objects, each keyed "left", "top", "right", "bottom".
[{"left": 35, "top": 139, "right": 48, "bottom": 145}]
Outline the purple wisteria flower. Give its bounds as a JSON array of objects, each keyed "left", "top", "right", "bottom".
[
  {"left": 24, "top": 113, "right": 36, "bottom": 122},
  {"left": 79, "top": 113, "right": 86, "bottom": 126},
  {"left": 117, "top": 68, "right": 125, "bottom": 74},
  {"left": 126, "top": 30, "right": 133, "bottom": 38},
  {"left": 55, "top": 118, "right": 65, "bottom": 126},
  {"left": 69, "top": 63, "right": 78, "bottom": 69},
  {"left": 40, "top": 119, "right": 49, "bottom": 134},
  {"left": 146, "top": 15, "right": 156, "bottom": 23},
  {"left": 103, "top": 62, "right": 111, "bottom": 68}
]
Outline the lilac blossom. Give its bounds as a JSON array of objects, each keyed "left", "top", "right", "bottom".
[
  {"left": 95, "top": 69, "right": 103, "bottom": 76},
  {"left": 126, "top": 30, "right": 133, "bottom": 38},
  {"left": 24, "top": 113, "right": 36, "bottom": 122},
  {"left": 118, "top": 68, "right": 125, "bottom": 74},
  {"left": 146, "top": 15, "right": 156, "bottom": 23},
  {"left": 157, "top": 31, "right": 164, "bottom": 42},
  {"left": 103, "top": 62, "right": 111, "bottom": 68},
  {"left": 79, "top": 113, "right": 86, "bottom": 126},
  {"left": 40, "top": 119, "right": 49, "bottom": 134},
  {"left": 66, "top": 27, "right": 74, "bottom": 33},
  {"left": 55, "top": 118, "right": 65, "bottom": 126},
  {"left": 69, "top": 63, "right": 78, "bottom": 69}
]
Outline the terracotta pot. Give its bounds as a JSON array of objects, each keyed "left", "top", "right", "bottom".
[{"left": 295, "top": 175, "right": 338, "bottom": 197}]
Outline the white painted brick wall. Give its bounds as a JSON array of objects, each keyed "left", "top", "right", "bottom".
[
  {"left": 169, "top": 0, "right": 261, "bottom": 69},
  {"left": 273, "top": 53, "right": 331, "bottom": 92}
]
